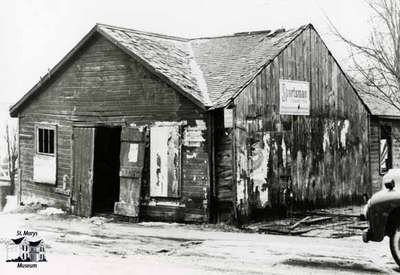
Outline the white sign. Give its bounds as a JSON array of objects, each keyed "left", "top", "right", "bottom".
[
  {"left": 279, "top": 79, "right": 310, "bottom": 115},
  {"left": 128, "top": 143, "right": 138, "bottom": 163},
  {"left": 224, "top": 108, "right": 233, "bottom": 128}
]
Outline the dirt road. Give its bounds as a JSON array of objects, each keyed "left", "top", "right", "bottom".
[{"left": 0, "top": 212, "right": 397, "bottom": 274}]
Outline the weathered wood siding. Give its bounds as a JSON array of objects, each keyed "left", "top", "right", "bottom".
[
  {"left": 370, "top": 118, "right": 400, "bottom": 194},
  {"left": 18, "top": 33, "right": 210, "bottom": 222},
  {"left": 231, "top": 26, "right": 370, "bottom": 218},
  {"left": 213, "top": 109, "right": 234, "bottom": 221},
  {"left": 369, "top": 119, "right": 381, "bottom": 194}
]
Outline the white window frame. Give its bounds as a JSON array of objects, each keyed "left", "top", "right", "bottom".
[
  {"left": 35, "top": 124, "right": 57, "bottom": 157},
  {"left": 33, "top": 124, "right": 57, "bottom": 184}
]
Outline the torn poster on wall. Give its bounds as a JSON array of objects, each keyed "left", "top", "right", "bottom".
[
  {"left": 250, "top": 134, "right": 270, "bottom": 206},
  {"left": 183, "top": 120, "right": 206, "bottom": 147},
  {"left": 150, "top": 125, "right": 181, "bottom": 197}
]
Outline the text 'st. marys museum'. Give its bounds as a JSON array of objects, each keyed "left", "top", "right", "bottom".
[{"left": 10, "top": 23, "right": 382, "bottom": 223}]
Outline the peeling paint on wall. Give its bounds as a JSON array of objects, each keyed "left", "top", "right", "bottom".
[
  {"left": 250, "top": 133, "right": 270, "bottom": 206},
  {"left": 340, "top": 120, "right": 350, "bottom": 148},
  {"left": 129, "top": 123, "right": 146, "bottom": 132},
  {"left": 146, "top": 199, "right": 185, "bottom": 207},
  {"left": 154, "top": 121, "right": 187, "bottom": 126},
  {"left": 282, "top": 138, "right": 287, "bottom": 168},
  {"left": 150, "top": 125, "right": 181, "bottom": 197},
  {"left": 323, "top": 128, "right": 330, "bottom": 152},
  {"left": 186, "top": 153, "right": 198, "bottom": 159},
  {"left": 183, "top": 120, "right": 206, "bottom": 147},
  {"left": 237, "top": 178, "right": 246, "bottom": 204}
]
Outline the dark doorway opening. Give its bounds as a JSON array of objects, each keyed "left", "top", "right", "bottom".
[{"left": 92, "top": 127, "right": 121, "bottom": 214}]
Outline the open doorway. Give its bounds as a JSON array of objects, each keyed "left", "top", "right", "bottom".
[{"left": 92, "top": 126, "right": 121, "bottom": 214}]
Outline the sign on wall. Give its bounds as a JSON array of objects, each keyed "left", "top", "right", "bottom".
[
  {"left": 279, "top": 79, "right": 310, "bottom": 115},
  {"left": 224, "top": 108, "right": 233, "bottom": 128}
]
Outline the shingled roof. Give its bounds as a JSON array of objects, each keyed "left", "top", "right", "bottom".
[
  {"left": 358, "top": 92, "right": 400, "bottom": 118},
  {"left": 10, "top": 23, "right": 309, "bottom": 115}
]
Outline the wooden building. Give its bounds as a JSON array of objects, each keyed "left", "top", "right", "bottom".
[
  {"left": 10, "top": 23, "right": 372, "bottom": 223},
  {"left": 359, "top": 93, "right": 400, "bottom": 195}
]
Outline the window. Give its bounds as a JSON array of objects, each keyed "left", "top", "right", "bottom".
[
  {"left": 150, "top": 125, "right": 181, "bottom": 197},
  {"left": 34, "top": 124, "right": 57, "bottom": 184},
  {"left": 380, "top": 125, "right": 392, "bottom": 174},
  {"left": 37, "top": 127, "right": 55, "bottom": 155}
]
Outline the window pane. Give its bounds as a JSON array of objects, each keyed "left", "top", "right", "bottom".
[
  {"left": 43, "top": 129, "right": 49, "bottom": 153},
  {"left": 38, "top": 129, "right": 44, "bottom": 153},
  {"left": 49, "top": 130, "right": 54, "bottom": 154},
  {"left": 37, "top": 127, "right": 55, "bottom": 155}
]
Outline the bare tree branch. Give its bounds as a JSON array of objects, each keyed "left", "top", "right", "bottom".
[{"left": 327, "top": 0, "right": 400, "bottom": 114}]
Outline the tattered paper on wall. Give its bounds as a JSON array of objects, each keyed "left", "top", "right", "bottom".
[
  {"left": 183, "top": 120, "right": 206, "bottom": 147},
  {"left": 150, "top": 125, "right": 181, "bottom": 197}
]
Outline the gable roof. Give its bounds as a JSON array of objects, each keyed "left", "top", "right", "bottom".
[{"left": 10, "top": 23, "right": 310, "bottom": 116}]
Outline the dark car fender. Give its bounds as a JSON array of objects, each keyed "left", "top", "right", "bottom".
[{"left": 367, "top": 190, "right": 400, "bottom": 242}]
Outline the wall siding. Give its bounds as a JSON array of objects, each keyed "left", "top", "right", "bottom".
[
  {"left": 231, "top": 27, "right": 370, "bottom": 219},
  {"left": 18, "top": 33, "right": 210, "bottom": 222},
  {"left": 213, "top": 109, "right": 234, "bottom": 221},
  {"left": 370, "top": 118, "right": 400, "bottom": 194}
]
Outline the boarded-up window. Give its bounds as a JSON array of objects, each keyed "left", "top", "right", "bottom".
[
  {"left": 150, "top": 125, "right": 181, "bottom": 197},
  {"left": 34, "top": 125, "right": 56, "bottom": 184}
]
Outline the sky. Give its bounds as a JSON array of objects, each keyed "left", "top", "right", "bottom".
[{"left": 0, "top": 0, "right": 373, "bottom": 107}]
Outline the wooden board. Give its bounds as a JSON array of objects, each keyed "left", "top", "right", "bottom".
[
  {"left": 72, "top": 127, "right": 95, "bottom": 217},
  {"left": 114, "top": 127, "right": 145, "bottom": 218}
]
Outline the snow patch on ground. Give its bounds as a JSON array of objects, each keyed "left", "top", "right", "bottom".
[
  {"left": 89, "top": 216, "right": 113, "bottom": 225},
  {"left": 2, "top": 195, "right": 17, "bottom": 212},
  {"left": 38, "top": 207, "right": 65, "bottom": 215}
]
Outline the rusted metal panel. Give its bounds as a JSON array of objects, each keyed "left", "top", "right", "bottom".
[{"left": 72, "top": 127, "right": 95, "bottom": 217}]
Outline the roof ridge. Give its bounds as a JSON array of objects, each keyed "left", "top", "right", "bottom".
[
  {"left": 96, "top": 23, "right": 189, "bottom": 42},
  {"left": 208, "top": 24, "right": 310, "bottom": 108},
  {"left": 189, "top": 26, "right": 300, "bottom": 41}
]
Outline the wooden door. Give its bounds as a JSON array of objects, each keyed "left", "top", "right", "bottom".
[
  {"left": 114, "top": 127, "right": 146, "bottom": 218},
  {"left": 72, "top": 127, "right": 95, "bottom": 217}
]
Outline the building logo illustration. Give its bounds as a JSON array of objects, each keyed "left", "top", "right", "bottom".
[{"left": 5, "top": 231, "right": 46, "bottom": 268}]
